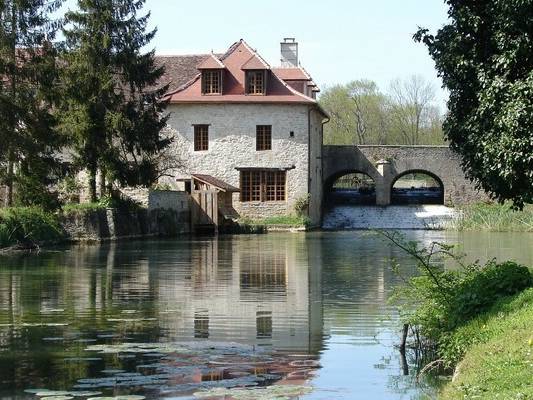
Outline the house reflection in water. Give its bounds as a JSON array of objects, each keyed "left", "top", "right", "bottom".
[{"left": 157, "top": 235, "right": 323, "bottom": 353}]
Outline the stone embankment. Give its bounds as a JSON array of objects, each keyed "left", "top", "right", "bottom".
[
  {"left": 60, "top": 208, "right": 190, "bottom": 242},
  {"left": 322, "top": 205, "right": 457, "bottom": 230}
]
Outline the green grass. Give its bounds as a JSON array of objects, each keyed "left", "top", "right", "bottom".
[
  {"left": 440, "top": 287, "right": 533, "bottom": 399},
  {"left": 240, "top": 214, "right": 310, "bottom": 227},
  {"left": 454, "top": 202, "right": 533, "bottom": 232},
  {"left": 0, "top": 207, "right": 65, "bottom": 249},
  {"left": 62, "top": 202, "right": 106, "bottom": 213}
]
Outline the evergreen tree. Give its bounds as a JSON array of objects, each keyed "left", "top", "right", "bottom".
[
  {"left": 0, "top": 0, "right": 64, "bottom": 208},
  {"left": 60, "top": 0, "right": 170, "bottom": 202}
]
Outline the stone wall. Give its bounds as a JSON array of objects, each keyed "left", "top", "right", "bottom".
[
  {"left": 159, "top": 103, "right": 316, "bottom": 220},
  {"left": 148, "top": 190, "right": 190, "bottom": 212},
  {"left": 323, "top": 145, "right": 488, "bottom": 206},
  {"left": 60, "top": 207, "right": 191, "bottom": 242}
]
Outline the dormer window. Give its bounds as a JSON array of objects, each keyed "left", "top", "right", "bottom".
[
  {"left": 246, "top": 70, "right": 266, "bottom": 95},
  {"left": 201, "top": 70, "right": 222, "bottom": 94}
]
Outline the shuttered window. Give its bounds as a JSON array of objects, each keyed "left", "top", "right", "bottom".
[{"left": 240, "top": 170, "right": 286, "bottom": 202}]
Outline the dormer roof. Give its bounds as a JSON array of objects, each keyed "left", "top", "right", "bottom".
[
  {"left": 197, "top": 53, "right": 225, "bottom": 70},
  {"left": 241, "top": 54, "right": 270, "bottom": 70},
  {"left": 160, "top": 39, "right": 324, "bottom": 113}
]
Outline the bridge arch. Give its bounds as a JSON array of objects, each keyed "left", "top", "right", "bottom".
[
  {"left": 324, "top": 170, "right": 377, "bottom": 205},
  {"left": 390, "top": 169, "right": 444, "bottom": 205}
]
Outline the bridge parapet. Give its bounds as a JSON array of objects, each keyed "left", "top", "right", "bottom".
[{"left": 322, "top": 145, "right": 486, "bottom": 206}]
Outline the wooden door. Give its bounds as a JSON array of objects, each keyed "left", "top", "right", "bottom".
[{"left": 191, "top": 190, "right": 218, "bottom": 229}]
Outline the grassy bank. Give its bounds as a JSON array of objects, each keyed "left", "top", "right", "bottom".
[
  {"left": 0, "top": 207, "right": 65, "bottom": 249},
  {"left": 441, "top": 288, "right": 533, "bottom": 399},
  {"left": 239, "top": 215, "right": 310, "bottom": 228},
  {"left": 454, "top": 202, "right": 533, "bottom": 232}
]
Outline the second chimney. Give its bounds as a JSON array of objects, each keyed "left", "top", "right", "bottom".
[{"left": 281, "top": 38, "right": 298, "bottom": 68}]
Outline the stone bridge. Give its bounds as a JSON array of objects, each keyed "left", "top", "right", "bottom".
[{"left": 322, "top": 145, "right": 485, "bottom": 206}]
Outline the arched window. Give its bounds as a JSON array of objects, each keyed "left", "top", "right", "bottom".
[{"left": 391, "top": 171, "right": 444, "bottom": 205}]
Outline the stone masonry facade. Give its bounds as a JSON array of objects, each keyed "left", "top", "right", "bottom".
[{"left": 160, "top": 103, "right": 323, "bottom": 221}]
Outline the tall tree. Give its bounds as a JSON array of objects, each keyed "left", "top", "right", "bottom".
[
  {"left": 320, "top": 77, "right": 444, "bottom": 145},
  {"left": 0, "top": 0, "right": 64, "bottom": 208},
  {"left": 388, "top": 75, "right": 439, "bottom": 146},
  {"left": 415, "top": 0, "right": 533, "bottom": 207},
  {"left": 320, "top": 80, "right": 389, "bottom": 145},
  {"left": 60, "top": 0, "right": 170, "bottom": 202}
]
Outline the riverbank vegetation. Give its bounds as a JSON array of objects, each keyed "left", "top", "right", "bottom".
[
  {"left": 239, "top": 215, "right": 311, "bottom": 228},
  {"left": 381, "top": 231, "right": 533, "bottom": 397},
  {"left": 454, "top": 203, "right": 533, "bottom": 232},
  {"left": 440, "top": 288, "right": 533, "bottom": 399},
  {"left": 0, "top": 207, "right": 65, "bottom": 249}
]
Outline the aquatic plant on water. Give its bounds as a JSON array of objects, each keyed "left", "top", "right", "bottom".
[{"left": 193, "top": 385, "right": 314, "bottom": 400}]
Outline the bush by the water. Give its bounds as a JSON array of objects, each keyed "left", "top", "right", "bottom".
[
  {"left": 0, "top": 207, "right": 65, "bottom": 248},
  {"left": 62, "top": 194, "right": 142, "bottom": 214},
  {"left": 384, "top": 232, "right": 533, "bottom": 368},
  {"left": 455, "top": 202, "right": 533, "bottom": 232}
]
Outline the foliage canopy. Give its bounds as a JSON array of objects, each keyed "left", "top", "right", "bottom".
[
  {"left": 60, "top": 0, "right": 171, "bottom": 202},
  {"left": 415, "top": 0, "right": 533, "bottom": 208}
]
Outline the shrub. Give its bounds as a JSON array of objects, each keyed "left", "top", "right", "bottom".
[
  {"left": 58, "top": 176, "right": 82, "bottom": 204},
  {"left": 99, "top": 195, "right": 142, "bottom": 213},
  {"left": 62, "top": 194, "right": 142, "bottom": 214},
  {"left": 294, "top": 195, "right": 310, "bottom": 216},
  {"left": 0, "top": 207, "right": 65, "bottom": 248},
  {"left": 383, "top": 231, "right": 533, "bottom": 367},
  {"left": 14, "top": 174, "right": 61, "bottom": 211}
]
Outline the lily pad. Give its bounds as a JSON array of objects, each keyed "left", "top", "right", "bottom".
[
  {"left": 24, "top": 389, "right": 48, "bottom": 394},
  {"left": 36, "top": 391, "right": 72, "bottom": 397},
  {"left": 193, "top": 385, "right": 313, "bottom": 400},
  {"left": 87, "top": 397, "right": 145, "bottom": 400},
  {"left": 70, "top": 392, "right": 103, "bottom": 397}
]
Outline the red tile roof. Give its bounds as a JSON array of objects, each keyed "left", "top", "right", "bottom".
[
  {"left": 155, "top": 54, "right": 211, "bottom": 93},
  {"left": 166, "top": 40, "right": 319, "bottom": 106},
  {"left": 197, "top": 54, "right": 225, "bottom": 69},
  {"left": 241, "top": 54, "right": 270, "bottom": 70},
  {"left": 272, "top": 67, "right": 311, "bottom": 81}
]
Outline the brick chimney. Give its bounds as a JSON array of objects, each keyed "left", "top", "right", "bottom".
[{"left": 280, "top": 38, "right": 298, "bottom": 68}]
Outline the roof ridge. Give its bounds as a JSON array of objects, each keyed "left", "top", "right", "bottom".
[
  {"left": 155, "top": 53, "right": 213, "bottom": 58},
  {"left": 219, "top": 40, "right": 242, "bottom": 61}
]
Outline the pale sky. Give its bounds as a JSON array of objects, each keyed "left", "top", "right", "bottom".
[{"left": 61, "top": 0, "right": 450, "bottom": 105}]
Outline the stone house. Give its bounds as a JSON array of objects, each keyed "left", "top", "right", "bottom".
[{"left": 156, "top": 39, "right": 328, "bottom": 226}]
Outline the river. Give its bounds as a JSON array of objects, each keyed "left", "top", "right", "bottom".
[{"left": 0, "top": 231, "right": 531, "bottom": 399}]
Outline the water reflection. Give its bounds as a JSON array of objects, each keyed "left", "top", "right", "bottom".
[
  {"left": 0, "top": 231, "right": 531, "bottom": 399},
  {"left": 0, "top": 235, "right": 324, "bottom": 398}
]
